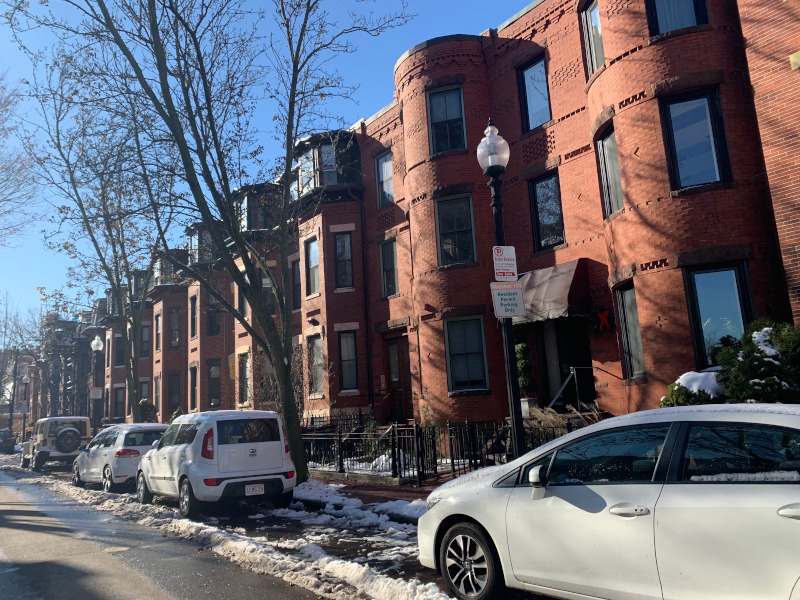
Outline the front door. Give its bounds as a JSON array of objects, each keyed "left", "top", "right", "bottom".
[
  {"left": 538, "top": 317, "right": 594, "bottom": 409},
  {"left": 386, "top": 337, "right": 412, "bottom": 423}
]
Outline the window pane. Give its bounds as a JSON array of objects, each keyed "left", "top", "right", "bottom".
[
  {"left": 335, "top": 233, "right": 353, "bottom": 288},
  {"left": 668, "top": 97, "right": 720, "bottom": 187},
  {"left": 522, "top": 59, "right": 551, "bottom": 130},
  {"left": 599, "top": 129, "right": 624, "bottom": 215},
  {"left": 691, "top": 268, "right": 746, "bottom": 364},
  {"left": 584, "top": 1, "right": 605, "bottom": 74},
  {"left": 340, "top": 332, "right": 357, "bottom": 390},
  {"left": 298, "top": 151, "right": 314, "bottom": 195},
  {"left": 208, "top": 362, "right": 221, "bottom": 408},
  {"left": 306, "top": 239, "right": 319, "bottom": 294},
  {"left": 446, "top": 319, "right": 487, "bottom": 390},
  {"left": 378, "top": 153, "right": 394, "bottom": 207},
  {"left": 619, "top": 285, "right": 646, "bottom": 377},
  {"left": 430, "top": 89, "right": 465, "bottom": 153},
  {"left": 654, "top": 0, "right": 698, "bottom": 34},
  {"left": 292, "top": 260, "right": 302, "bottom": 310},
  {"left": 437, "top": 197, "right": 475, "bottom": 265},
  {"left": 531, "top": 174, "right": 565, "bottom": 249},
  {"left": 549, "top": 425, "right": 671, "bottom": 484},
  {"left": 381, "top": 241, "right": 397, "bottom": 297},
  {"left": 682, "top": 424, "right": 800, "bottom": 482},
  {"left": 309, "top": 336, "right": 323, "bottom": 394},
  {"left": 320, "top": 145, "right": 337, "bottom": 185}
]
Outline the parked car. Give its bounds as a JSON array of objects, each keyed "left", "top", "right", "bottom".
[
  {"left": 0, "top": 429, "right": 16, "bottom": 453},
  {"left": 72, "top": 423, "right": 168, "bottom": 492},
  {"left": 21, "top": 416, "right": 92, "bottom": 470},
  {"left": 418, "top": 404, "right": 800, "bottom": 600},
  {"left": 136, "top": 410, "right": 296, "bottom": 518}
]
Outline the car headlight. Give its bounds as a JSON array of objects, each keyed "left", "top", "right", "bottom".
[{"left": 426, "top": 496, "right": 442, "bottom": 509}]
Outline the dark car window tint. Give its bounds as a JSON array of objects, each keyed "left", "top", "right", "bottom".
[
  {"left": 175, "top": 423, "right": 201, "bottom": 445},
  {"left": 682, "top": 423, "right": 800, "bottom": 483},
  {"left": 217, "top": 419, "right": 280, "bottom": 444},
  {"left": 88, "top": 432, "right": 107, "bottom": 448},
  {"left": 159, "top": 424, "right": 180, "bottom": 448},
  {"left": 124, "top": 430, "right": 165, "bottom": 447},
  {"left": 103, "top": 431, "right": 119, "bottom": 447},
  {"left": 548, "top": 425, "right": 670, "bottom": 485}
]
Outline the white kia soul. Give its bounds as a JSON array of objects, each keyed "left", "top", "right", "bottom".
[{"left": 136, "top": 410, "right": 296, "bottom": 518}]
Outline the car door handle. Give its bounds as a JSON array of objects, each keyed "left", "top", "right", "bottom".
[
  {"left": 778, "top": 504, "right": 800, "bottom": 520},
  {"left": 609, "top": 504, "right": 650, "bottom": 517}
]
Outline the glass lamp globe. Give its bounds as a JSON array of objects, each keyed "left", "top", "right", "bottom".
[{"left": 477, "top": 120, "right": 510, "bottom": 172}]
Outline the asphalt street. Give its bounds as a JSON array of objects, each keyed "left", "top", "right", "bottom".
[{"left": 0, "top": 470, "right": 320, "bottom": 600}]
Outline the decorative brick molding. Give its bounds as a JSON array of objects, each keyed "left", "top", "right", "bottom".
[
  {"left": 590, "top": 104, "right": 615, "bottom": 140},
  {"left": 431, "top": 182, "right": 476, "bottom": 199},
  {"left": 608, "top": 263, "right": 637, "bottom": 289},
  {"left": 520, "top": 155, "right": 561, "bottom": 181},
  {"left": 651, "top": 70, "right": 725, "bottom": 98},
  {"left": 674, "top": 244, "right": 753, "bottom": 268},
  {"left": 374, "top": 316, "right": 410, "bottom": 333}
]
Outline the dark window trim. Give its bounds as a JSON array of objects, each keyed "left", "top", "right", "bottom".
[
  {"left": 380, "top": 239, "right": 398, "bottom": 298},
  {"left": 581, "top": 0, "right": 605, "bottom": 77},
  {"left": 444, "top": 316, "right": 489, "bottom": 392},
  {"left": 334, "top": 232, "right": 354, "bottom": 289},
  {"left": 529, "top": 171, "right": 565, "bottom": 251},
  {"left": 684, "top": 261, "right": 753, "bottom": 369},
  {"left": 660, "top": 88, "right": 731, "bottom": 191},
  {"left": 169, "top": 309, "right": 181, "bottom": 348},
  {"left": 435, "top": 195, "right": 477, "bottom": 267},
  {"left": 338, "top": 331, "right": 358, "bottom": 391},
  {"left": 427, "top": 86, "right": 467, "bottom": 156},
  {"left": 190, "top": 295, "right": 198, "bottom": 339},
  {"left": 305, "top": 237, "right": 320, "bottom": 296},
  {"left": 616, "top": 281, "right": 646, "bottom": 379},
  {"left": 291, "top": 260, "right": 302, "bottom": 310},
  {"left": 154, "top": 314, "right": 162, "bottom": 351},
  {"left": 518, "top": 55, "right": 552, "bottom": 133},
  {"left": 597, "top": 126, "right": 623, "bottom": 217},
  {"left": 645, "top": 0, "right": 708, "bottom": 37},
  {"left": 308, "top": 334, "right": 324, "bottom": 395},
  {"left": 376, "top": 151, "right": 394, "bottom": 209}
]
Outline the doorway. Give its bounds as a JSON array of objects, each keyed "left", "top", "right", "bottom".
[
  {"left": 536, "top": 317, "right": 595, "bottom": 409},
  {"left": 385, "top": 336, "right": 412, "bottom": 423}
]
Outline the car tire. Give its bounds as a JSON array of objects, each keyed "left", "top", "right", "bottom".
[
  {"left": 136, "top": 472, "right": 153, "bottom": 505},
  {"left": 178, "top": 479, "right": 200, "bottom": 519},
  {"left": 273, "top": 490, "right": 294, "bottom": 509},
  {"left": 20, "top": 454, "right": 29, "bottom": 469},
  {"left": 32, "top": 452, "right": 44, "bottom": 471},
  {"left": 102, "top": 466, "right": 118, "bottom": 493},
  {"left": 55, "top": 427, "right": 81, "bottom": 453},
  {"left": 72, "top": 463, "right": 85, "bottom": 488},
  {"left": 439, "top": 522, "right": 504, "bottom": 600}
]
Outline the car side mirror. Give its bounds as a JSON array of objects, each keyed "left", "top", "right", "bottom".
[
  {"left": 153, "top": 439, "right": 161, "bottom": 449},
  {"left": 529, "top": 465, "right": 547, "bottom": 501}
]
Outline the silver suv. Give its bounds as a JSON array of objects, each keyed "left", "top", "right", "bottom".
[{"left": 21, "top": 416, "right": 92, "bottom": 471}]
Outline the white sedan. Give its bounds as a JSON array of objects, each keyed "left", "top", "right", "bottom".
[
  {"left": 418, "top": 404, "right": 800, "bottom": 600},
  {"left": 72, "top": 423, "right": 168, "bottom": 492}
]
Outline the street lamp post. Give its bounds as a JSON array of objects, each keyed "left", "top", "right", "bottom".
[
  {"left": 477, "top": 120, "right": 527, "bottom": 460},
  {"left": 21, "top": 373, "right": 30, "bottom": 439},
  {"left": 90, "top": 335, "right": 104, "bottom": 434}
]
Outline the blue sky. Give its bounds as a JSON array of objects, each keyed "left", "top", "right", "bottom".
[{"left": 0, "top": 0, "right": 523, "bottom": 313}]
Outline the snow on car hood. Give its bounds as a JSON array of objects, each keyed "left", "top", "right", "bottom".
[{"left": 426, "top": 465, "right": 507, "bottom": 503}]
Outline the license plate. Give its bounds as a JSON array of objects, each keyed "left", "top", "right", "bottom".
[{"left": 245, "top": 483, "right": 264, "bottom": 496}]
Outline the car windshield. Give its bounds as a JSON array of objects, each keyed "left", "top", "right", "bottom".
[
  {"left": 48, "top": 421, "right": 88, "bottom": 436},
  {"left": 123, "top": 430, "right": 165, "bottom": 447},
  {"left": 217, "top": 418, "right": 280, "bottom": 444}
]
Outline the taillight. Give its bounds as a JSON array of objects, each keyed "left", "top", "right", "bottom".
[
  {"left": 42, "top": 438, "right": 47, "bottom": 447},
  {"left": 201, "top": 428, "right": 214, "bottom": 459},
  {"left": 203, "top": 478, "right": 219, "bottom": 486},
  {"left": 115, "top": 449, "right": 141, "bottom": 458},
  {"left": 286, "top": 471, "right": 295, "bottom": 479},
  {"left": 281, "top": 423, "right": 289, "bottom": 454}
]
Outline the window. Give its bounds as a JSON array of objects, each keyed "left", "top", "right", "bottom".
[
  {"left": 159, "top": 423, "right": 179, "bottom": 448},
  {"left": 106, "top": 336, "right": 111, "bottom": 367},
  {"left": 308, "top": 335, "right": 323, "bottom": 395},
  {"left": 114, "top": 387, "right": 125, "bottom": 418},
  {"left": 218, "top": 418, "right": 279, "bottom": 444},
  {"left": 238, "top": 283, "right": 248, "bottom": 319},
  {"left": 428, "top": 88, "right": 466, "bottom": 154},
  {"left": 339, "top": 331, "right": 357, "bottom": 390},
  {"left": 139, "top": 380, "right": 149, "bottom": 404},
  {"left": 548, "top": 425, "right": 671, "bottom": 485},
  {"left": 207, "top": 361, "right": 221, "bottom": 408},
  {"left": 445, "top": 317, "right": 488, "bottom": 391},
  {"left": 190, "top": 296, "right": 198, "bottom": 338},
  {"left": 617, "top": 282, "right": 646, "bottom": 378},
  {"left": 680, "top": 423, "right": 800, "bottom": 482},
  {"left": 175, "top": 423, "right": 200, "bottom": 445},
  {"left": 320, "top": 144, "right": 338, "bottom": 185},
  {"left": 334, "top": 233, "right": 354, "bottom": 289},
  {"left": 168, "top": 373, "right": 180, "bottom": 413},
  {"left": 262, "top": 272, "right": 275, "bottom": 314},
  {"left": 298, "top": 151, "right": 314, "bottom": 196},
  {"left": 686, "top": 263, "right": 750, "bottom": 367},
  {"left": 377, "top": 152, "right": 394, "bottom": 208},
  {"left": 189, "top": 366, "right": 197, "bottom": 411},
  {"left": 380, "top": 240, "right": 398, "bottom": 298},
  {"left": 648, "top": 0, "right": 707, "bottom": 35},
  {"left": 519, "top": 57, "right": 551, "bottom": 131},
  {"left": 154, "top": 314, "right": 161, "bottom": 351},
  {"left": 436, "top": 196, "right": 476, "bottom": 266},
  {"left": 582, "top": 0, "right": 605, "bottom": 76},
  {"left": 306, "top": 238, "right": 319, "bottom": 295},
  {"left": 169, "top": 310, "right": 180, "bottom": 347},
  {"left": 238, "top": 353, "right": 250, "bottom": 405},
  {"left": 292, "top": 260, "right": 301, "bottom": 310},
  {"left": 154, "top": 375, "right": 161, "bottom": 413},
  {"left": 597, "top": 128, "right": 624, "bottom": 216},
  {"left": 114, "top": 336, "right": 124, "bottom": 366},
  {"left": 662, "top": 90, "right": 729, "bottom": 189},
  {"left": 206, "top": 297, "right": 220, "bottom": 336},
  {"left": 529, "top": 172, "right": 565, "bottom": 250},
  {"left": 140, "top": 324, "right": 150, "bottom": 358}
]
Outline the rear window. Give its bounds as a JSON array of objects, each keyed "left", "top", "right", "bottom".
[
  {"left": 48, "top": 421, "right": 88, "bottom": 436},
  {"left": 124, "top": 430, "right": 166, "bottom": 447},
  {"left": 217, "top": 419, "right": 280, "bottom": 445}
]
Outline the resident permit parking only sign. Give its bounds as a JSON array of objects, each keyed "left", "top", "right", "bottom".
[
  {"left": 492, "top": 246, "right": 517, "bottom": 281},
  {"left": 490, "top": 281, "right": 525, "bottom": 317}
]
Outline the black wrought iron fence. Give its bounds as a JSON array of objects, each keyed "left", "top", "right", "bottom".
[{"left": 302, "top": 419, "right": 580, "bottom": 484}]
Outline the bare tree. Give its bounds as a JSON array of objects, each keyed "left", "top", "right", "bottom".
[
  {"left": 0, "top": 71, "right": 35, "bottom": 242},
  {"left": 5, "top": 0, "right": 412, "bottom": 481}
]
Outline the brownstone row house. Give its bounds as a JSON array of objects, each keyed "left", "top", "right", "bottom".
[{"left": 22, "top": 0, "right": 800, "bottom": 430}]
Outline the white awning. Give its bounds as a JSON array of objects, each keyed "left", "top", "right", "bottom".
[{"left": 513, "top": 259, "right": 588, "bottom": 323}]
